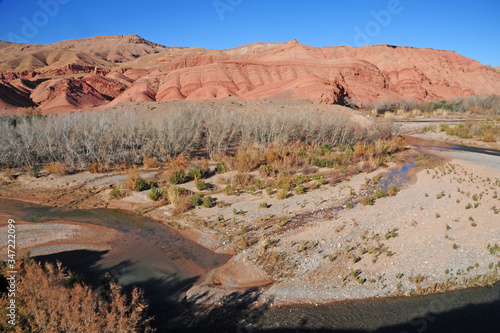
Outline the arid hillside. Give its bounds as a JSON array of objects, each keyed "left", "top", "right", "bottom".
[{"left": 1, "top": 35, "right": 499, "bottom": 113}]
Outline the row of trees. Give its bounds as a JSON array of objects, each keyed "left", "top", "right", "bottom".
[
  {"left": 0, "top": 107, "right": 393, "bottom": 169},
  {"left": 364, "top": 95, "right": 500, "bottom": 114}
]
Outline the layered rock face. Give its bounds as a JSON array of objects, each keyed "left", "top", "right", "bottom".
[{"left": 0, "top": 35, "right": 499, "bottom": 113}]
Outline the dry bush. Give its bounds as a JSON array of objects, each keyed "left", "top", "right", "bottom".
[
  {"left": 125, "top": 165, "right": 140, "bottom": 190},
  {"left": 234, "top": 150, "right": 262, "bottom": 172},
  {"left": 142, "top": 155, "right": 158, "bottom": 168},
  {"left": 276, "top": 174, "right": 293, "bottom": 190},
  {"left": 116, "top": 161, "right": 128, "bottom": 173},
  {"left": 17, "top": 106, "right": 38, "bottom": 117},
  {"left": 0, "top": 259, "right": 153, "bottom": 332},
  {"left": 410, "top": 109, "right": 422, "bottom": 117},
  {"left": 347, "top": 165, "right": 360, "bottom": 176},
  {"left": 389, "top": 136, "right": 407, "bottom": 153},
  {"left": 1, "top": 107, "right": 400, "bottom": 170},
  {"left": 359, "top": 161, "right": 372, "bottom": 173},
  {"left": 174, "top": 199, "right": 191, "bottom": 215},
  {"left": 384, "top": 112, "right": 396, "bottom": 120},
  {"left": 165, "top": 186, "right": 186, "bottom": 206},
  {"left": 258, "top": 164, "right": 275, "bottom": 177},
  {"left": 483, "top": 132, "right": 497, "bottom": 142},
  {"left": 327, "top": 170, "right": 340, "bottom": 185},
  {"left": 230, "top": 172, "right": 253, "bottom": 187},
  {"left": 300, "top": 165, "right": 319, "bottom": 175},
  {"left": 44, "top": 161, "right": 68, "bottom": 175},
  {"left": 264, "top": 149, "right": 280, "bottom": 164},
  {"left": 199, "top": 157, "right": 209, "bottom": 174},
  {"left": 164, "top": 154, "right": 190, "bottom": 182},
  {"left": 396, "top": 108, "right": 407, "bottom": 118},
  {"left": 2, "top": 167, "right": 15, "bottom": 180},
  {"left": 271, "top": 155, "right": 299, "bottom": 175},
  {"left": 88, "top": 160, "right": 102, "bottom": 174},
  {"left": 368, "top": 155, "right": 383, "bottom": 171},
  {"left": 353, "top": 143, "right": 367, "bottom": 158}
]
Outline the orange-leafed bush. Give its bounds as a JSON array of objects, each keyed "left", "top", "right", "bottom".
[
  {"left": 200, "top": 157, "right": 209, "bottom": 174},
  {"left": 164, "top": 154, "right": 190, "bottom": 182},
  {"left": 143, "top": 155, "right": 159, "bottom": 168},
  {"left": 264, "top": 149, "right": 280, "bottom": 165},
  {"left": 483, "top": 132, "right": 497, "bottom": 142},
  {"left": 125, "top": 165, "right": 140, "bottom": 190},
  {"left": 44, "top": 161, "right": 68, "bottom": 175},
  {"left": 0, "top": 258, "right": 153, "bottom": 332},
  {"left": 234, "top": 152, "right": 260, "bottom": 172},
  {"left": 88, "top": 160, "right": 102, "bottom": 173}
]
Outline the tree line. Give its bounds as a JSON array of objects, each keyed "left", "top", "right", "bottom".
[{"left": 0, "top": 107, "right": 393, "bottom": 169}]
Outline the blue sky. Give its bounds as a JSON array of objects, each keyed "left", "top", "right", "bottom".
[{"left": 0, "top": 0, "right": 499, "bottom": 66}]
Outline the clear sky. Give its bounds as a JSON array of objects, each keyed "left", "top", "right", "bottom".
[{"left": 0, "top": 0, "right": 499, "bottom": 66}]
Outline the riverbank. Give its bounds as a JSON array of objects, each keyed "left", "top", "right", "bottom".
[
  {"left": 184, "top": 140, "right": 500, "bottom": 306},
  {"left": 1, "top": 130, "right": 499, "bottom": 308},
  {"left": 0, "top": 210, "right": 117, "bottom": 259}
]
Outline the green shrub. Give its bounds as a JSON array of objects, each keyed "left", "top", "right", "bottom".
[
  {"left": 29, "top": 166, "right": 40, "bottom": 178},
  {"left": 191, "top": 193, "right": 204, "bottom": 206},
  {"left": 224, "top": 185, "right": 236, "bottom": 195},
  {"left": 134, "top": 178, "right": 152, "bottom": 191},
  {"left": 109, "top": 186, "right": 121, "bottom": 199},
  {"left": 148, "top": 186, "right": 162, "bottom": 201},
  {"left": 311, "top": 158, "right": 333, "bottom": 168},
  {"left": 215, "top": 162, "right": 227, "bottom": 174},
  {"left": 266, "top": 187, "right": 273, "bottom": 196},
  {"left": 320, "top": 144, "right": 332, "bottom": 155},
  {"left": 387, "top": 185, "right": 399, "bottom": 196},
  {"left": 196, "top": 179, "right": 206, "bottom": 191},
  {"left": 259, "top": 202, "right": 270, "bottom": 208},
  {"left": 202, "top": 196, "right": 214, "bottom": 208},
  {"left": 294, "top": 184, "right": 305, "bottom": 195},
  {"left": 361, "top": 196, "right": 374, "bottom": 206},
  {"left": 373, "top": 189, "right": 387, "bottom": 199},
  {"left": 169, "top": 171, "right": 188, "bottom": 185},
  {"left": 255, "top": 179, "right": 264, "bottom": 189},
  {"left": 189, "top": 166, "right": 206, "bottom": 179}
]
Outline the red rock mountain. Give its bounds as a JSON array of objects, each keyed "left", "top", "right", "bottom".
[{"left": 0, "top": 35, "right": 499, "bottom": 113}]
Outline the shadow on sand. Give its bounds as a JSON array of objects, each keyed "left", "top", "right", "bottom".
[{"left": 34, "top": 249, "right": 500, "bottom": 333}]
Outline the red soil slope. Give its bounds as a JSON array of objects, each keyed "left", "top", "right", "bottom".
[{"left": 0, "top": 35, "right": 498, "bottom": 113}]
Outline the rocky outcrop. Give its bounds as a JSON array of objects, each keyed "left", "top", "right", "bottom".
[
  {"left": 0, "top": 80, "right": 36, "bottom": 110},
  {"left": 31, "top": 78, "right": 110, "bottom": 112}
]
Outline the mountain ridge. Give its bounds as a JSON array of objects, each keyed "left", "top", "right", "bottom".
[{"left": 0, "top": 35, "right": 499, "bottom": 113}]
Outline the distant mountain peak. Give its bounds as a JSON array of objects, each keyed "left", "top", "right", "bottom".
[{"left": 287, "top": 39, "right": 301, "bottom": 45}]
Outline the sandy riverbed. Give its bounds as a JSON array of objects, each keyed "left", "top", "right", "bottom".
[{"left": 0, "top": 214, "right": 117, "bottom": 259}]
